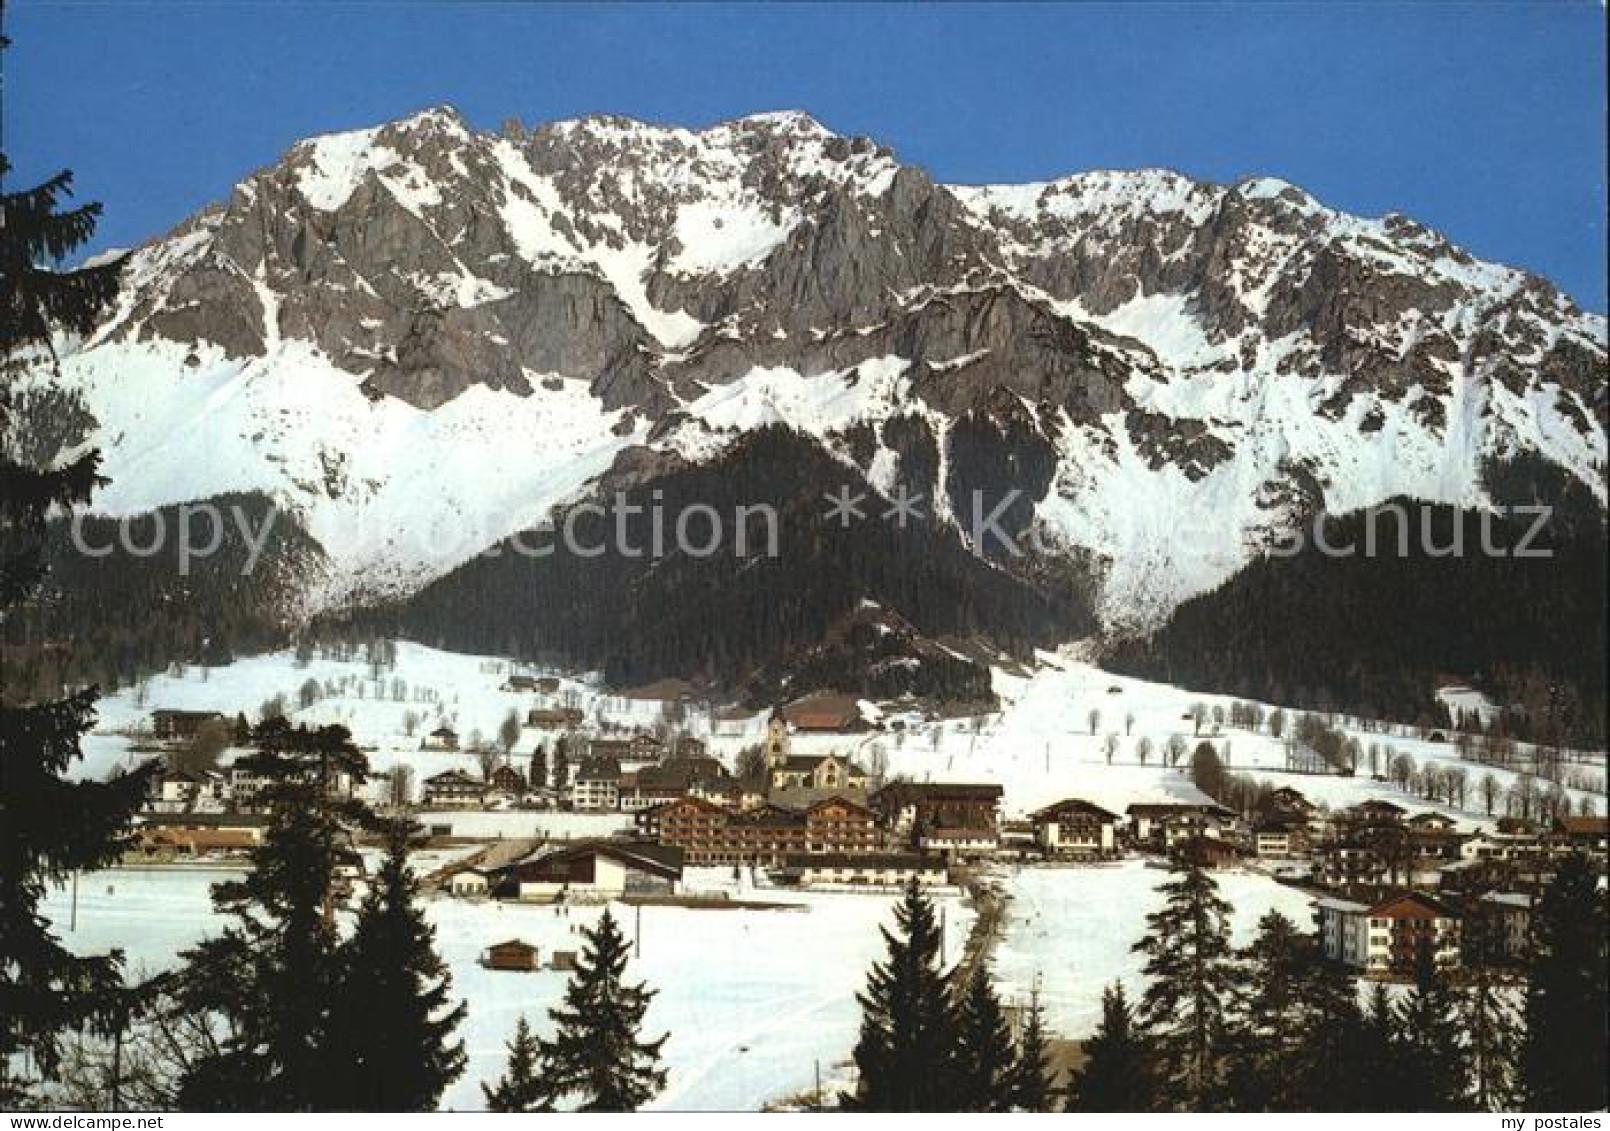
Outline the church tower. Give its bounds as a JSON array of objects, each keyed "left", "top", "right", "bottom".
[{"left": 764, "top": 707, "right": 790, "bottom": 768}]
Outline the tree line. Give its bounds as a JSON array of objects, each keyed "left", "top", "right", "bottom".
[
  {"left": 848, "top": 856, "right": 1606, "bottom": 1112},
  {"left": 842, "top": 880, "right": 1055, "bottom": 1110},
  {"left": 1108, "top": 498, "right": 1607, "bottom": 750}
]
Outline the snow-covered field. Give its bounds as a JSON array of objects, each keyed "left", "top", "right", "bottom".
[
  {"left": 41, "top": 865, "right": 971, "bottom": 1111},
  {"left": 993, "top": 860, "right": 1317, "bottom": 1037}
]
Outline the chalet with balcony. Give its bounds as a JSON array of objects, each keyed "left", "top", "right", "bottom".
[
  {"left": 871, "top": 782, "right": 1003, "bottom": 834},
  {"left": 782, "top": 852, "right": 949, "bottom": 887},
  {"left": 489, "top": 763, "right": 527, "bottom": 796},
  {"left": 1030, "top": 798, "right": 1120, "bottom": 858},
  {"left": 1253, "top": 815, "right": 1310, "bottom": 858},
  {"left": 422, "top": 769, "right": 486, "bottom": 809},
  {"left": 590, "top": 734, "right": 664, "bottom": 765},
  {"left": 1126, "top": 802, "right": 1235, "bottom": 850},
  {"left": 643, "top": 793, "right": 879, "bottom": 866},
  {"left": 619, "top": 757, "right": 729, "bottom": 811}
]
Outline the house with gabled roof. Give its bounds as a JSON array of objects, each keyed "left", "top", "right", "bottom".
[
  {"left": 1349, "top": 799, "right": 1408, "bottom": 824},
  {"left": 1253, "top": 814, "right": 1310, "bottom": 858},
  {"left": 1407, "top": 810, "right": 1457, "bottom": 832},
  {"left": 1126, "top": 801, "right": 1235, "bottom": 850},
  {"left": 1030, "top": 798, "right": 1120, "bottom": 858},
  {"left": 421, "top": 725, "right": 459, "bottom": 752},
  {"left": 1316, "top": 889, "right": 1461, "bottom": 975},
  {"left": 871, "top": 781, "right": 1003, "bottom": 831},
  {"left": 494, "top": 840, "right": 684, "bottom": 901},
  {"left": 769, "top": 752, "right": 869, "bottom": 794},
  {"left": 782, "top": 852, "right": 949, "bottom": 888},
  {"left": 422, "top": 769, "right": 485, "bottom": 809},
  {"left": 571, "top": 757, "right": 622, "bottom": 811},
  {"left": 1551, "top": 815, "right": 1608, "bottom": 857}
]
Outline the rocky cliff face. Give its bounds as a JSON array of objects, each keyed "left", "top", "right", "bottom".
[{"left": 39, "top": 105, "right": 1609, "bottom": 629}]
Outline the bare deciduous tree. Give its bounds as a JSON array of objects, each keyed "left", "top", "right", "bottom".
[
  {"left": 1190, "top": 702, "right": 1208, "bottom": 736},
  {"left": 1165, "top": 733, "right": 1188, "bottom": 767}
]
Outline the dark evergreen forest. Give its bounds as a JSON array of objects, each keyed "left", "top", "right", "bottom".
[
  {"left": 1108, "top": 491, "right": 1607, "bottom": 747},
  {"left": 366, "top": 426, "right": 1087, "bottom": 693}
]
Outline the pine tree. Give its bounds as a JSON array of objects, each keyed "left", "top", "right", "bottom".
[
  {"left": 551, "top": 740, "right": 570, "bottom": 791},
  {"left": 1288, "top": 942, "right": 1369, "bottom": 1111},
  {"left": 539, "top": 909, "right": 666, "bottom": 1111},
  {"left": 1396, "top": 941, "right": 1471, "bottom": 1111},
  {"left": 846, "top": 878, "right": 958, "bottom": 1110},
  {"left": 1520, "top": 853, "right": 1608, "bottom": 1109},
  {"left": 324, "top": 819, "right": 466, "bottom": 1110},
  {"left": 1068, "top": 982, "right": 1154, "bottom": 1112},
  {"left": 953, "top": 966, "right": 1015, "bottom": 1111},
  {"left": 173, "top": 720, "right": 373, "bottom": 1110},
  {"left": 1132, "top": 858, "right": 1234, "bottom": 1109},
  {"left": 0, "top": 15, "right": 154, "bottom": 1100},
  {"left": 1222, "top": 910, "right": 1308, "bottom": 1110},
  {"left": 483, "top": 1015, "right": 549, "bottom": 1112},
  {"left": 1460, "top": 910, "right": 1519, "bottom": 1112},
  {"left": 1005, "top": 992, "right": 1056, "bottom": 1111},
  {"left": 529, "top": 744, "right": 548, "bottom": 795},
  {"left": 1357, "top": 982, "right": 1409, "bottom": 1111}
]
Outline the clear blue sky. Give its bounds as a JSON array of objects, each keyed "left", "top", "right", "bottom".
[{"left": 5, "top": 1, "right": 1606, "bottom": 310}]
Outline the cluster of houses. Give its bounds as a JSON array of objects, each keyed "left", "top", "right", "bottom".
[
  {"left": 1255, "top": 795, "right": 1607, "bottom": 890},
  {"left": 137, "top": 699, "right": 1606, "bottom": 968},
  {"left": 1097, "top": 787, "right": 1606, "bottom": 979},
  {"left": 623, "top": 716, "right": 1009, "bottom": 888}
]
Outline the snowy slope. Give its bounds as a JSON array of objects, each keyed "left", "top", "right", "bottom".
[{"left": 80, "top": 640, "right": 1604, "bottom": 826}]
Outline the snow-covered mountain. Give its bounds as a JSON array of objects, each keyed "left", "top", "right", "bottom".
[{"left": 28, "top": 106, "right": 1609, "bottom": 628}]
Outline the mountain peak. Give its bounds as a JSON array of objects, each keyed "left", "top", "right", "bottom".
[
  {"left": 55, "top": 106, "right": 1606, "bottom": 626},
  {"left": 717, "top": 109, "right": 833, "bottom": 134}
]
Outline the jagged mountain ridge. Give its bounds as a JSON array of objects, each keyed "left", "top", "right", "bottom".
[{"left": 32, "top": 104, "right": 1609, "bottom": 630}]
